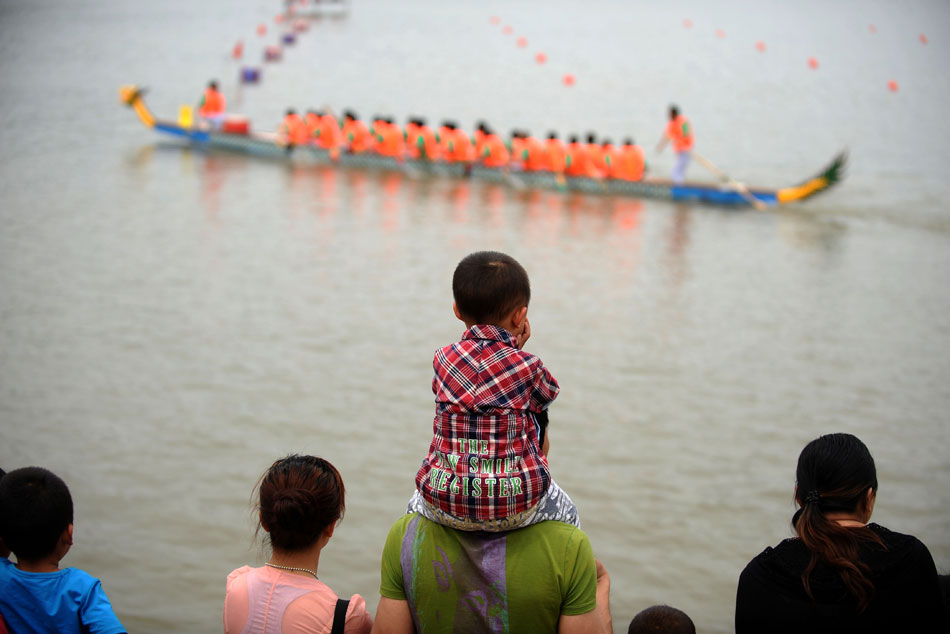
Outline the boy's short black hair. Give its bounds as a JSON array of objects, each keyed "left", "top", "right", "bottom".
[
  {"left": 0, "top": 467, "right": 73, "bottom": 560},
  {"left": 453, "top": 251, "right": 530, "bottom": 325},
  {"left": 628, "top": 605, "right": 695, "bottom": 634}
]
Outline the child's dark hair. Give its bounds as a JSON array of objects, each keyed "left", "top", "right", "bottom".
[
  {"left": 792, "top": 433, "right": 884, "bottom": 612},
  {"left": 628, "top": 605, "right": 695, "bottom": 634},
  {"left": 0, "top": 467, "right": 73, "bottom": 560},
  {"left": 257, "top": 455, "right": 345, "bottom": 552},
  {"left": 452, "top": 251, "right": 531, "bottom": 325}
]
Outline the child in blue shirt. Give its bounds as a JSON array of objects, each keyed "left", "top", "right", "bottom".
[{"left": 0, "top": 466, "right": 126, "bottom": 634}]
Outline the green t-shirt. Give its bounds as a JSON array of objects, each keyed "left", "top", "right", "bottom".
[{"left": 380, "top": 514, "right": 597, "bottom": 633}]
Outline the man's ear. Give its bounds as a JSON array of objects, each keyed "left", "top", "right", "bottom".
[
  {"left": 453, "top": 302, "right": 464, "bottom": 322},
  {"left": 64, "top": 524, "right": 74, "bottom": 546}
]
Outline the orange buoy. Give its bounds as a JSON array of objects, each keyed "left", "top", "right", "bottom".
[
  {"left": 257, "top": 23, "right": 267, "bottom": 36},
  {"left": 755, "top": 41, "right": 766, "bottom": 52},
  {"left": 516, "top": 37, "right": 527, "bottom": 48},
  {"left": 808, "top": 57, "right": 819, "bottom": 69},
  {"left": 920, "top": 33, "right": 928, "bottom": 44},
  {"left": 683, "top": 18, "right": 693, "bottom": 29},
  {"left": 562, "top": 73, "right": 575, "bottom": 86},
  {"left": 715, "top": 28, "right": 725, "bottom": 39},
  {"left": 888, "top": 80, "right": 899, "bottom": 92},
  {"left": 503, "top": 25, "right": 513, "bottom": 35},
  {"left": 535, "top": 52, "right": 547, "bottom": 64},
  {"left": 490, "top": 16, "right": 501, "bottom": 25}
]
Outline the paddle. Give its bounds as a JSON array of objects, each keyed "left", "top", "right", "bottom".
[{"left": 691, "top": 152, "right": 768, "bottom": 211}]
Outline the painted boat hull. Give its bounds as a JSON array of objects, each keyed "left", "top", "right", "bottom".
[{"left": 123, "top": 87, "right": 843, "bottom": 209}]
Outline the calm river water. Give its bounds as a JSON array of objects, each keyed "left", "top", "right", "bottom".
[{"left": 1, "top": 0, "right": 948, "bottom": 631}]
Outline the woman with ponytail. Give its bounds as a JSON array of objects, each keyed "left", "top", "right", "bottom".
[
  {"left": 223, "top": 455, "right": 372, "bottom": 633},
  {"left": 735, "top": 433, "right": 943, "bottom": 632}
]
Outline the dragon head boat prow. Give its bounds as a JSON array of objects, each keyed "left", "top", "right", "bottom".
[
  {"left": 119, "top": 85, "right": 155, "bottom": 128},
  {"left": 776, "top": 151, "right": 847, "bottom": 204}
]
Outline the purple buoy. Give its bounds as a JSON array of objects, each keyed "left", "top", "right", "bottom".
[
  {"left": 240, "top": 67, "right": 261, "bottom": 83},
  {"left": 282, "top": 33, "right": 296, "bottom": 45}
]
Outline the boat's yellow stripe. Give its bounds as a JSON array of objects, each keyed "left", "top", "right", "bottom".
[{"left": 777, "top": 176, "right": 828, "bottom": 204}]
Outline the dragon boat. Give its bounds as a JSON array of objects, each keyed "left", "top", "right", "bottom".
[{"left": 119, "top": 85, "right": 845, "bottom": 208}]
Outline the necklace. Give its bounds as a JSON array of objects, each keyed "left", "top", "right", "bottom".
[{"left": 265, "top": 562, "right": 318, "bottom": 580}]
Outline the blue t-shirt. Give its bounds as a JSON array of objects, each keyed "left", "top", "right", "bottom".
[{"left": 0, "top": 558, "right": 125, "bottom": 634}]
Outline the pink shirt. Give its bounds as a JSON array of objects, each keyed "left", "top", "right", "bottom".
[{"left": 223, "top": 566, "right": 372, "bottom": 634}]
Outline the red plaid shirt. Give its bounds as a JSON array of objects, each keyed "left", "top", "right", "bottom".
[{"left": 415, "top": 325, "right": 560, "bottom": 521}]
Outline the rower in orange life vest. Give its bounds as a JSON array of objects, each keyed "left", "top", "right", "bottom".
[
  {"left": 279, "top": 108, "right": 308, "bottom": 146},
  {"left": 315, "top": 110, "right": 343, "bottom": 155},
  {"left": 478, "top": 124, "right": 509, "bottom": 168},
  {"left": 341, "top": 110, "right": 373, "bottom": 153},
  {"left": 656, "top": 104, "right": 694, "bottom": 184},
  {"left": 198, "top": 80, "right": 226, "bottom": 128},
  {"left": 600, "top": 139, "right": 618, "bottom": 175},
  {"left": 565, "top": 134, "right": 605, "bottom": 178},
  {"left": 508, "top": 130, "right": 527, "bottom": 170},
  {"left": 405, "top": 117, "right": 441, "bottom": 161},
  {"left": 519, "top": 131, "right": 549, "bottom": 172},
  {"left": 373, "top": 116, "right": 405, "bottom": 158},
  {"left": 586, "top": 132, "right": 609, "bottom": 174},
  {"left": 610, "top": 137, "right": 647, "bottom": 181},
  {"left": 437, "top": 121, "right": 474, "bottom": 164},
  {"left": 545, "top": 132, "right": 567, "bottom": 175}
]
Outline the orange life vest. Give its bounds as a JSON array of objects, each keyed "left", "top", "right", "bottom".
[
  {"left": 610, "top": 144, "right": 646, "bottom": 181},
  {"left": 565, "top": 143, "right": 604, "bottom": 178},
  {"left": 473, "top": 130, "right": 488, "bottom": 162},
  {"left": 376, "top": 121, "right": 405, "bottom": 158},
  {"left": 601, "top": 144, "right": 618, "bottom": 175},
  {"left": 199, "top": 88, "right": 225, "bottom": 117},
  {"left": 280, "top": 113, "right": 308, "bottom": 145},
  {"left": 480, "top": 134, "right": 509, "bottom": 167},
  {"left": 305, "top": 112, "right": 321, "bottom": 139},
  {"left": 545, "top": 139, "right": 567, "bottom": 174},
  {"left": 342, "top": 118, "right": 372, "bottom": 153},
  {"left": 522, "top": 136, "right": 549, "bottom": 171},
  {"left": 415, "top": 125, "right": 441, "bottom": 161},
  {"left": 440, "top": 128, "right": 474, "bottom": 163},
  {"left": 588, "top": 144, "right": 608, "bottom": 173},
  {"left": 316, "top": 114, "right": 343, "bottom": 149},
  {"left": 509, "top": 137, "right": 526, "bottom": 168},
  {"left": 665, "top": 115, "right": 694, "bottom": 152}
]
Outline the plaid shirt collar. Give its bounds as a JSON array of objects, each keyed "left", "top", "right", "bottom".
[{"left": 461, "top": 324, "right": 517, "bottom": 348}]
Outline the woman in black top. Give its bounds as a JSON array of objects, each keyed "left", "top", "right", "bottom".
[{"left": 735, "top": 433, "right": 944, "bottom": 633}]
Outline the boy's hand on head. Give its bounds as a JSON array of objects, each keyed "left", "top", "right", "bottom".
[{"left": 516, "top": 318, "right": 531, "bottom": 350}]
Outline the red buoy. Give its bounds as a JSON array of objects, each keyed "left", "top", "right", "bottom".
[
  {"left": 715, "top": 28, "right": 726, "bottom": 39},
  {"left": 808, "top": 57, "right": 819, "bottom": 69},
  {"left": 535, "top": 52, "right": 547, "bottom": 64},
  {"left": 231, "top": 40, "right": 243, "bottom": 59},
  {"left": 257, "top": 23, "right": 267, "bottom": 36},
  {"left": 868, "top": 24, "right": 877, "bottom": 34},
  {"left": 888, "top": 80, "right": 899, "bottom": 92},
  {"left": 683, "top": 18, "right": 693, "bottom": 29},
  {"left": 562, "top": 73, "right": 575, "bottom": 86},
  {"left": 274, "top": 14, "right": 285, "bottom": 24},
  {"left": 516, "top": 37, "right": 528, "bottom": 48},
  {"left": 920, "top": 33, "right": 928, "bottom": 44},
  {"left": 490, "top": 16, "right": 501, "bottom": 25},
  {"left": 503, "top": 25, "right": 513, "bottom": 35},
  {"left": 755, "top": 41, "right": 766, "bottom": 52}
]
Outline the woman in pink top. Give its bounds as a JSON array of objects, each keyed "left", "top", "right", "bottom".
[{"left": 223, "top": 455, "right": 372, "bottom": 634}]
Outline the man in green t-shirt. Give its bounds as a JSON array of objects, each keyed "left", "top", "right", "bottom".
[{"left": 372, "top": 513, "right": 611, "bottom": 633}]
